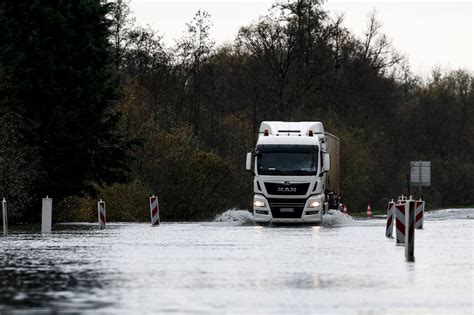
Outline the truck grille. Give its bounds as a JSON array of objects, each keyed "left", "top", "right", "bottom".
[
  {"left": 268, "top": 198, "right": 306, "bottom": 219},
  {"left": 264, "top": 183, "right": 310, "bottom": 195}
]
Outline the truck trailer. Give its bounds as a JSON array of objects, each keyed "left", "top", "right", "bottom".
[{"left": 246, "top": 121, "right": 340, "bottom": 224}]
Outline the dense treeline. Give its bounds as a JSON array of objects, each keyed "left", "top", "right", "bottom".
[
  {"left": 0, "top": 0, "right": 472, "bottom": 222},
  {"left": 0, "top": 1, "right": 132, "bottom": 222}
]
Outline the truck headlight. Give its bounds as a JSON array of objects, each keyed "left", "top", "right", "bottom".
[
  {"left": 309, "top": 201, "right": 321, "bottom": 208},
  {"left": 254, "top": 200, "right": 266, "bottom": 208}
]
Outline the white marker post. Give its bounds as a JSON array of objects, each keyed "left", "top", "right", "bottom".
[
  {"left": 2, "top": 198, "right": 7, "bottom": 237},
  {"left": 150, "top": 195, "right": 160, "bottom": 226},
  {"left": 98, "top": 199, "right": 106, "bottom": 229},
  {"left": 41, "top": 196, "right": 52, "bottom": 234},
  {"left": 405, "top": 199, "right": 416, "bottom": 262},
  {"left": 385, "top": 200, "right": 395, "bottom": 238}
]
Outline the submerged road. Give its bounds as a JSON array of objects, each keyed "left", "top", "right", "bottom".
[{"left": 0, "top": 209, "right": 472, "bottom": 314}]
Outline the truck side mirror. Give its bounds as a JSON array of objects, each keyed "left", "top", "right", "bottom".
[
  {"left": 246, "top": 152, "right": 253, "bottom": 172},
  {"left": 323, "top": 153, "right": 331, "bottom": 172}
]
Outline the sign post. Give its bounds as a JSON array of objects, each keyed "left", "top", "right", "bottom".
[{"left": 405, "top": 199, "right": 416, "bottom": 262}]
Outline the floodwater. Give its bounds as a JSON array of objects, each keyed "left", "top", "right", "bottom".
[{"left": 0, "top": 209, "right": 472, "bottom": 314}]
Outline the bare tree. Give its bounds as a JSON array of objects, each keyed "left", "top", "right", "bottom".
[
  {"left": 175, "top": 10, "right": 215, "bottom": 134},
  {"left": 362, "top": 10, "right": 403, "bottom": 73}
]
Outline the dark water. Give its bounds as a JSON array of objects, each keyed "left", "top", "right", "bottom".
[{"left": 0, "top": 209, "right": 472, "bottom": 314}]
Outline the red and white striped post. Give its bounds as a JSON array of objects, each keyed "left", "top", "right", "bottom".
[
  {"left": 98, "top": 199, "right": 106, "bottom": 229},
  {"left": 415, "top": 199, "right": 425, "bottom": 229},
  {"left": 150, "top": 195, "right": 160, "bottom": 226},
  {"left": 2, "top": 198, "right": 7, "bottom": 237},
  {"left": 366, "top": 203, "right": 372, "bottom": 218},
  {"left": 405, "top": 199, "right": 416, "bottom": 262},
  {"left": 395, "top": 203, "right": 406, "bottom": 245},
  {"left": 385, "top": 199, "right": 395, "bottom": 238}
]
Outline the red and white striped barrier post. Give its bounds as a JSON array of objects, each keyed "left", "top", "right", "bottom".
[
  {"left": 366, "top": 203, "right": 372, "bottom": 218},
  {"left": 395, "top": 203, "right": 406, "bottom": 245},
  {"left": 2, "top": 198, "right": 7, "bottom": 237},
  {"left": 405, "top": 200, "right": 416, "bottom": 262},
  {"left": 150, "top": 195, "right": 160, "bottom": 226},
  {"left": 385, "top": 199, "right": 395, "bottom": 238},
  {"left": 41, "top": 196, "right": 52, "bottom": 234},
  {"left": 415, "top": 199, "right": 424, "bottom": 229},
  {"left": 98, "top": 199, "right": 106, "bottom": 229}
]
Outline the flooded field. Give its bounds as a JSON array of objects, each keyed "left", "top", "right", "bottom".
[{"left": 0, "top": 209, "right": 472, "bottom": 314}]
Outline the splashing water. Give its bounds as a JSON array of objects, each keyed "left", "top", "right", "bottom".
[
  {"left": 215, "top": 208, "right": 356, "bottom": 227},
  {"left": 214, "top": 208, "right": 254, "bottom": 225},
  {"left": 322, "top": 210, "right": 356, "bottom": 227}
]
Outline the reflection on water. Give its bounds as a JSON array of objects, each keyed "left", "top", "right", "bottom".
[
  {"left": 0, "top": 209, "right": 472, "bottom": 314},
  {"left": 0, "top": 230, "right": 114, "bottom": 312}
]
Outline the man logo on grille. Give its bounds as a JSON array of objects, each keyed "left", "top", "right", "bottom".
[{"left": 278, "top": 187, "right": 297, "bottom": 193}]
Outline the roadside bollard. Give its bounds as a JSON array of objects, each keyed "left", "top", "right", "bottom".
[
  {"left": 98, "top": 199, "right": 106, "bottom": 229},
  {"left": 405, "top": 199, "right": 416, "bottom": 262},
  {"left": 150, "top": 195, "right": 160, "bottom": 226},
  {"left": 395, "top": 203, "right": 406, "bottom": 245},
  {"left": 41, "top": 196, "right": 52, "bottom": 234},
  {"left": 385, "top": 199, "right": 395, "bottom": 238},
  {"left": 366, "top": 203, "right": 372, "bottom": 218},
  {"left": 2, "top": 198, "right": 7, "bottom": 237},
  {"left": 415, "top": 199, "right": 425, "bottom": 229}
]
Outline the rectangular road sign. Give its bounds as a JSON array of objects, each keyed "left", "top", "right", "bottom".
[{"left": 410, "top": 161, "right": 431, "bottom": 186}]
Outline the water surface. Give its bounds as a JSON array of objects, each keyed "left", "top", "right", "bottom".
[{"left": 1, "top": 209, "right": 472, "bottom": 314}]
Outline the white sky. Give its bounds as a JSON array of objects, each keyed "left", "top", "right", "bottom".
[{"left": 130, "top": 0, "right": 473, "bottom": 75}]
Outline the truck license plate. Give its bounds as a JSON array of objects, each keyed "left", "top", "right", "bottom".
[{"left": 280, "top": 208, "right": 294, "bottom": 213}]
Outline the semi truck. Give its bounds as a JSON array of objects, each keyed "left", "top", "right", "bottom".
[{"left": 246, "top": 121, "right": 340, "bottom": 224}]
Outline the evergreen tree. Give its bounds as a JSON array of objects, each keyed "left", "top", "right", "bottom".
[{"left": 0, "top": 1, "right": 131, "bottom": 220}]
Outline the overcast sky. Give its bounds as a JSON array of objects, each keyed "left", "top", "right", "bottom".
[{"left": 130, "top": 0, "right": 473, "bottom": 76}]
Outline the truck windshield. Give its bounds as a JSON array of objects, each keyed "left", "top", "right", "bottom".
[{"left": 256, "top": 145, "right": 319, "bottom": 176}]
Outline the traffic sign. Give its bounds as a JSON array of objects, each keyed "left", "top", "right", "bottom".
[{"left": 410, "top": 161, "right": 431, "bottom": 186}]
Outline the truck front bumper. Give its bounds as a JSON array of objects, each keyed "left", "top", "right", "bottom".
[{"left": 253, "top": 195, "right": 324, "bottom": 224}]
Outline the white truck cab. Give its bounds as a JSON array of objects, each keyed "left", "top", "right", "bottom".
[{"left": 246, "top": 121, "right": 340, "bottom": 224}]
